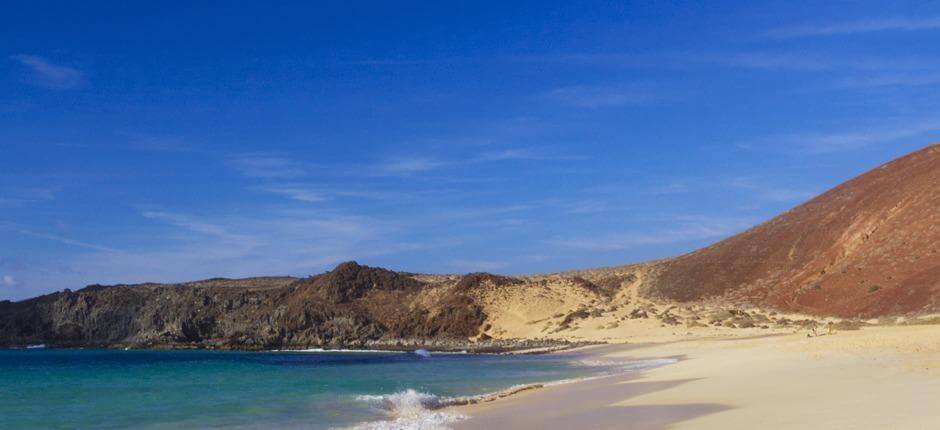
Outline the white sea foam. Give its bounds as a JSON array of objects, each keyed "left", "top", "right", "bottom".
[
  {"left": 345, "top": 357, "right": 678, "bottom": 429},
  {"left": 351, "top": 389, "right": 466, "bottom": 430}
]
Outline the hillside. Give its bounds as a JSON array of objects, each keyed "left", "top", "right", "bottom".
[
  {"left": 643, "top": 144, "right": 940, "bottom": 317},
  {"left": 2, "top": 145, "right": 939, "bottom": 349},
  {"left": 0, "top": 263, "right": 488, "bottom": 350}
]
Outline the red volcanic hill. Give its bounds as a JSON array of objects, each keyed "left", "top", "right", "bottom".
[{"left": 644, "top": 144, "right": 940, "bottom": 317}]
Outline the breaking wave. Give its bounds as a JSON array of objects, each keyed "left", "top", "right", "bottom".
[
  {"left": 350, "top": 389, "right": 466, "bottom": 430},
  {"left": 346, "top": 357, "right": 677, "bottom": 429}
]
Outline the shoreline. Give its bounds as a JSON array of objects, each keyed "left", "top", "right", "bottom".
[
  {"left": 450, "top": 325, "right": 940, "bottom": 429},
  {"left": 348, "top": 348, "right": 678, "bottom": 430},
  {"left": 1, "top": 339, "right": 602, "bottom": 355}
]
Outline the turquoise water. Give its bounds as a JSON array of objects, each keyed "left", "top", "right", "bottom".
[{"left": 0, "top": 348, "right": 632, "bottom": 429}]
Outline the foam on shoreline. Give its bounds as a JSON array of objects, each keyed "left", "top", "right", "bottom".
[{"left": 347, "top": 357, "right": 678, "bottom": 429}]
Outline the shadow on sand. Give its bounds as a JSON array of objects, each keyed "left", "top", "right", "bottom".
[{"left": 456, "top": 369, "right": 729, "bottom": 430}]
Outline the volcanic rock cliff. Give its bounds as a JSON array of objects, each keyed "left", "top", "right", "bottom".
[{"left": 0, "top": 263, "right": 492, "bottom": 349}]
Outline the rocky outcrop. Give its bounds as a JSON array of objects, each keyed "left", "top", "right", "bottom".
[
  {"left": 303, "top": 261, "right": 423, "bottom": 303},
  {"left": 454, "top": 272, "right": 523, "bottom": 292},
  {"left": 0, "top": 262, "right": 498, "bottom": 350}
]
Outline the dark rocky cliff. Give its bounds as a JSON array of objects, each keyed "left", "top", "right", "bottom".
[{"left": 0, "top": 262, "right": 492, "bottom": 350}]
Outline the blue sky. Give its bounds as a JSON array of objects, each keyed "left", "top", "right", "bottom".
[{"left": 2, "top": 2, "right": 939, "bottom": 300}]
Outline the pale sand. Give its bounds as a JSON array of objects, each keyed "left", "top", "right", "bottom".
[{"left": 454, "top": 325, "right": 940, "bottom": 429}]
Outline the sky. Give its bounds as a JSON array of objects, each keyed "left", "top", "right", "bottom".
[{"left": 2, "top": 1, "right": 939, "bottom": 300}]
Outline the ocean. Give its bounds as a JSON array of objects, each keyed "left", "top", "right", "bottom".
[{"left": 0, "top": 347, "right": 670, "bottom": 429}]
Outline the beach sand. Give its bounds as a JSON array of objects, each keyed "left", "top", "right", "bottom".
[{"left": 454, "top": 325, "right": 940, "bottom": 429}]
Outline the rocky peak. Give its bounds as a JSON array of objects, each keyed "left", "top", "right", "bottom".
[{"left": 307, "top": 261, "right": 423, "bottom": 303}]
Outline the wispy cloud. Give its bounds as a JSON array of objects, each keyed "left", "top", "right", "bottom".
[
  {"left": 54, "top": 209, "right": 406, "bottom": 285},
  {"left": 514, "top": 50, "right": 934, "bottom": 73},
  {"left": 547, "top": 216, "right": 755, "bottom": 251},
  {"left": 6, "top": 226, "right": 121, "bottom": 253},
  {"left": 546, "top": 84, "right": 657, "bottom": 108},
  {"left": 723, "top": 177, "right": 817, "bottom": 203},
  {"left": 253, "top": 185, "right": 328, "bottom": 203},
  {"left": 741, "top": 121, "right": 940, "bottom": 154},
  {"left": 563, "top": 200, "right": 609, "bottom": 214},
  {"left": 116, "top": 132, "right": 213, "bottom": 154},
  {"left": 831, "top": 72, "right": 940, "bottom": 89},
  {"left": 142, "top": 211, "right": 237, "bottom": 239},
  {"left": 765, "top": 17, "right": 940, "bottom": 39},
  {"left": 377, "top": 157, "right": 448, "bottom": 175},
  {"left": 703, "top": 52, "right": 905, "bottom": 72},
  {"left": 476, "top": 147, "right": 587, "bottom": 162},
  {"left": 226, "top": 154, "right": 306, "bottom": 178},
  {"left": 1, "top": 275, "right": 15, "bottom": 287},
  {"left": 547, "top": 225, "right": 721, "bottom": 251},
  {"left": 252, "top": 183, "right": 434, "bottom": 203},
  {"left": 649, "top": 182, "right": 692, "bottom": 195},
  {"left": 371, "top": 146, "right": 585, "bottom": 177},
  {"left": 0, "top": 187, "right": 60, "bottom": 208},
  {"left": 10, "top": 54, "right": 87, "bottom": 90},
  {"left": 428, "top": 204, "right": 538, "bottom": 221}
]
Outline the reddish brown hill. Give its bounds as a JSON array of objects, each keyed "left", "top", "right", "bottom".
[{"left": 644, "top": 144, "right": 940, "bottom": 317}]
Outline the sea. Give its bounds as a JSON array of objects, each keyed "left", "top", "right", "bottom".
[{"left": 0, "top": 347, "right": 674, "bottom": 429}]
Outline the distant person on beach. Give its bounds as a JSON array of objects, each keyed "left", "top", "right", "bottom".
[{"left": 827, "top": 321, "right": 834, "bottom": 335}]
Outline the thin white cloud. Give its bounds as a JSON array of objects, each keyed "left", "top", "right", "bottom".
[
  {"left": 252, "top": 183, "right": 431, "bottom": 203},
  {"left": 564, "top": 200, "right": 609, "bottom": 215},
  {"left": 226, "top": 154, "right": 306, "bottom": 178},
  {"left": 142, "top": 211, "right": 235, "bottom": 238},
  {"left": 378, "top": 157, "right": 448, "bottom": 175},
  {"left": 476, "top": 147, "right": 587, "bottom": 162},
  {"left": 27, "top": 209, "right": 409, "bottom": 289},
  {"left": 1, "top": 275, "right": 15, "bottom": 287},
  {"left": 742, "top": 121, "right": 940, "bottom": 154},
  {"left": 832, "top": 73, "right": 940, "bottom": 89},
  {"left": 253, "top": 185, "right": 328, "bottom": 203},
  {"left": 547, "top": 84, "right": 656, "bottom": 108},
  {"left": 428, "top": 204, "right": 538, "bottom": 221},
  {"left": 0, "top": 187, "right": 60, "bottom": 208},
  {"left": 649, "top": 182, "right": 692, "bottom": 195},
  {"left": 116, "top": 132, "right": 212, "bottom": 154},
  {"left": 369, "top": 147, "right": 584, "bottom": 178},
  {"left": 10, "top": 54, "right": 87, "bottom": 90},
  {"left": 765, "top": 17, "right": 940, "bottom": 39},
  {"left": 708, "top": 52, "right": 897, "bottom": 71},
  {"left": 8, "top": 227, "right": 121, "bottom": 253},
  {"left": 548, "top": 216, "right": 756, "bottom": 251}
]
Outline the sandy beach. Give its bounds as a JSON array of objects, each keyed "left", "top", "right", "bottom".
[{"left": 454, "top": 325, "right": 940, "bottom": 429}]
